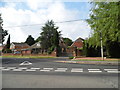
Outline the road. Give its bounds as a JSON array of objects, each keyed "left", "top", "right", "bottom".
[{"left": 1, "top": 58, "right": 119, "bottom": 89}]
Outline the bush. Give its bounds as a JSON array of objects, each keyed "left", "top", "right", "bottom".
[
  {"left": 69, "top": 56, "right": 74, "bottom": 59},
  {"left": 2, "top": 49, "right": 12, "bottom": 53},
  {"left": 48, "top": 46, "right": 55, "bottom": 54}
]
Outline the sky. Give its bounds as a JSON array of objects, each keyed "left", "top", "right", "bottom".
[{"left": 0, "top": 0, "right": 92, "bottom": 44}]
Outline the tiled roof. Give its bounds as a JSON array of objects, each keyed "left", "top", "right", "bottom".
[
  {"left": 71, "top": 37, "right": 84, "bottom": 48},
  {"left": 12, "top": 42, "right": 29, "bottom": 47},
  {"left": 30, "top": 41, "right": 41, "bottom": 49}
]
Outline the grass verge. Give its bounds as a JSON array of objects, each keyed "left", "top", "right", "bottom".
[
  {"left": 72, "top": 59, "right": 119, "bottom": 62},
  {"left": 2, "top": 55, "right": 56, "bottom": 59}
]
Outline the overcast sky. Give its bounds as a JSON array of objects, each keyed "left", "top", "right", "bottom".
[{"left": 0, "top": 0, "right": 92, "bottom": 43}]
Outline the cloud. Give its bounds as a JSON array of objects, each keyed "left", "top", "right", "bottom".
[{"left": 0, "top": 1, "right": 91, "bottom": 43}]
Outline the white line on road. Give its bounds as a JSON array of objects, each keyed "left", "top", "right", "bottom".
[
  {"left": 107, "top": 71, "right": 120, "bottom": 73},
  {"left": 0, "top": 67, "right": 5, "bottom": 69},
  {"left": 104, "top": 69, "right": 118, "bottom": 71},
  {"left": 54, "top": 70, "right": 66, "bottom": 72},
  {"left": 7, "top": 67, "right": 16, "bottom": 69},
  {"left": 40, "top": 70, "right": 50, "bottom": 72},
  {"left": 2, "top": 68, "right": 10, "bottom": 71},
  {"left": 56, "top": 68, "right": 68, "bottom": 70},
  {"left": 71, "top": 68, "right": 83, "bottom": 70},
  {"left": 43, "top": 68, "right": 53, "bottom": 70},
  {"left": 88, "top": 69, "right": 100, "bottom": 70},
  {"left": 26, "top": 69, "right": 36, "bottom": 71},
  {"left": 30, "top": 68, "right": 40, "bottom": 70},
  {"left": 71, "top": 70, "right": 83, "bottom": 72},
  {"left": 13, "top": 69, "right": 22, "bottom": 71},
  {"left": 89, "top": 71, "right": 102, "bottom": 72},
  {"left": 18, "top": 67, "right": 27, "bottom": 69}
]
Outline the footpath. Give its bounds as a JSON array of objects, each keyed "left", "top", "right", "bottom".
[{"left": 55, "top": 57, "right": 120, "bottom": 65}]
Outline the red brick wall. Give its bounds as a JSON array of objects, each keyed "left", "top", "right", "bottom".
[
  {"left": 15, "top": 46, "right": 29, "bottom": 50},
  {"left": 71, "top": 42, "right": 83, "bottom": 48}
]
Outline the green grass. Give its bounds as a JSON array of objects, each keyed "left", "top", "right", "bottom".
[
  {"left": 2, "top": 55, "right": 56, "bottom": 59},
  {"left": 72, "top": 59, "right": 119, "bottom": 62}
]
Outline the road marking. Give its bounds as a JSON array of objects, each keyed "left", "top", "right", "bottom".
[
  {"left": 54, "top": 70, "right": 66, "bottom": 72},
  {"left": 19, "top": 61, "right": 32, "bottom": 65},
  {"left": 57, "top": 68, "right": 68, "bottom": 70},
  {"left": 43, "top": 68, "right": 53, "bottom": 70},
  {"left": 71, "top": 68, "right": 83, "bottom": 70},
  {"left": 30, "top": 68, "right": 40, "bottom": 70},
  {"left": 7, "top": 67, "right": 16, "bottom": 69},
  {"left": 18, "top": 67, "right": 27, "bottom": 69},
  {"left": 104, "top": 69, "right": 118, "bottom": 71},
  {"left": 71, "top": 70, "right": 83, "bottom": 72},
  {"left": 40, "top": 70, "right": 50, "bottom": 72},
  {"left": 107, "top": 71, "right": 120, "bottom": 73},
  {"left": 88, "top": 69, "right": 100, "bottom": 70},
  {"left": 0, "top": 67, "right": 5, "bottom": 69},
  {"left": 13, "top": 69, "right": 22, "bottom": 71},
  {"left": 89, "top": 71, "right": 102, "bottom": 72},
  {"left": 2, "top": 68, "right": 10, "bottom": 71},
  {"left": 26, "top": 69, "right": 36, "bottom": 71}
]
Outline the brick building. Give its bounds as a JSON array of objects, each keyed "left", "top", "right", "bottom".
[
  {"left": 10, "top": 42, "right": 30, "bottom": 54},
  {"left": 66, "top": 37, "right": 84, "bottom": 57}
]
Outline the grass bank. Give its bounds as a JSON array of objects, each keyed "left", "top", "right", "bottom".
[{"left": 1, "top": 55, "right": 56, "bottom": 59}]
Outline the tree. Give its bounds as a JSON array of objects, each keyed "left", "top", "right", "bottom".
[
  {"left": 0, "top": 14, "right": 8, "bottom": 45},
  {"left": 87, "top": 2, "right": 120, "bottom": 57},
  {"left": 6, "top": 34, "right": 10, "bottom": 49},
  {"left": 2, "top": 34, "right": 12, "bottom": 53},
  {"left": 63, "top": 38, "right": 73, "bottom": 46},
  {"left": 40, "top": 20, "right": 61, "bottom": 54},
  {"left": 25, "top": 35, "right": 35, "bottom": 46},
  {"left": 35, "top": 36, "right": 41, "bottom": 42}
]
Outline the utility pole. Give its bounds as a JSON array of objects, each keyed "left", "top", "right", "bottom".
[{"left": 100, "top": 32, "right": 104, "bottom": 60}]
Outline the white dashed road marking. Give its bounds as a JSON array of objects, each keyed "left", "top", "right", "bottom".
[
  {"left": 71, "top": 70, "right": 83, "bottom": 72},
  {"left": 7, "top": 67, "right": 16, "bottom": 69},
  {"left": 104, "top": 69, "right": 118, "bottom": 71},
  {"left": 18, "top": 67, "right": 27, "bottom": 69},
  {"left": 13, "top": 69, "right": 22, "bottom": 71},
  {"left": 26, "top": 69, "right": 36, "bottom": 71},
  {"left": 57, "top": 68, "right": 67, "bottom": 70},
  {"left": 40, "top": 70, "right": 50, "bottom": 72},
  {"left": 2, "top": 68, "right": 10, "bottom": 71},
  {"left": 89, "top": 71, "right": 102, "bottom": 72},
  {"left": 30, "top": 68, "right": 40, "bottom": 70},
  {"left": 0, "top": 67, "right": 5, "bottom": 69},
  {"left": 54, "top": 70, "right": 66, "bottom": 72},
  {"left": 71, "top": 68, "right": 83, "bottom": 72},
  {"left": 43, "top": 68, "right": 53, "bottom": 70},
  {"left": 1, "top": 67, "right": 119, "bottom": 73},
  {"left": 107, "top": 71, "right": 120, "bottom": 73},
  {"left": 88, "top": 69, "right": 100, "bottom": 70}
]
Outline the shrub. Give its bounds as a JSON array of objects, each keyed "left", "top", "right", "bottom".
[{"left": 69, "top": 56, "right": 74, "bottom": 59}]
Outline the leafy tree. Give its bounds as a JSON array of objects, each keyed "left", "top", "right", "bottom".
[
  {"left": 63, "top": 38, "right": 73, "bottom": 46},
  {"left": 35, "top": 36, "right": 41, "bottom": 42},
  {"left": 25, "top": 35, "right": 35, "bottom": 46},
  {"left": 0, "top": 14, "right": 8, "bottom": 44},
  {"left": 40, "top": 20, "right": 61, "bottom": 54},
  {"left": 87, "top": 2, "right": 120, "bottom": 57}
]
